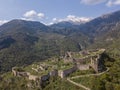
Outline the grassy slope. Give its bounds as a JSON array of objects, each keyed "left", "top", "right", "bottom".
[{"left": 0, "top": 72, "right": 84, "bottom": 90}]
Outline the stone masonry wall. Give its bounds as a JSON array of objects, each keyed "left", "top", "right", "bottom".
[
  {"left": 49, "top": 69, "right": 58, "bottom": 77},
  {"left": 12, "top": 67, "right": 28, "bottom": 77},
  {"left": 90, "top": 55, "right": 99, "bottom": 73},
  {"left": 77, "top": 64, "right": 90, "bottom": 70},
  {"left": 58, "top": 66, "right": 77, "bottom": 78}
]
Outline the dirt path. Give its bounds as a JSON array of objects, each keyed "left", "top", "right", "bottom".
[
  {"left": 71, "top": 68, "right": 109, "bottom": 79},
  {"left": 67, "top": 78, "right": 90, "bottom": 90},
  {"left": 67, "top": 68, "right": 109, "bottom": 90}
]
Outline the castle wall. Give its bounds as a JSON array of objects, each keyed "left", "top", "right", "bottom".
[
  {"left": 28, "top": 74, "right": 39, "bottom": 81},
  {"left": 58, "top": 66, "right": 77, "bottom": 78},
  {"left": 90, "top": 55, "right": 99, "bottom": 73},
  {"left": 49, "top": 69, "right": 58, "bottom": 77},
  {"left": 77, "top": 64, "right": 90, "bottom": 70},
  {"left": 16, "top": 72, "right": 28, "bottom": 77},
  {"left": 12, "top": 67, "right": 28, "bottom": 77},
  {"left": 12, "top": 68, "right": 17, "bottom": 76}
]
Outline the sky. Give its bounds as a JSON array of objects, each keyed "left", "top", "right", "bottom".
[{"left": 0, "top": 0, "right": 120, "bottom": 25}]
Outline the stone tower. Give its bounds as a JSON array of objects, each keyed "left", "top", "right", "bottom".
[{"left": 90, "top": 55, "right": 99, "bottom": 73}]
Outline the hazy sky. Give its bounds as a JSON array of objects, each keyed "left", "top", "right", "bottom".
[{"left": 0, "top": 0, "right": 120, "bottom": 25}]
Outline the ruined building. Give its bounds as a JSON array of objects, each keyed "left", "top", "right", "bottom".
[{"left": 63, "top": 49, "right": 105, "bottom": 73}]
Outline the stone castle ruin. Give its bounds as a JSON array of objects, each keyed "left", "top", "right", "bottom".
[
  {"left": 12, "top": 49, "right": 105, "bottom": 88},
  {"left": 63, "top": 49, "right": 105, "bottom": 73},
  {"left": 12, "top": 67, "right": 58, "bottom": 87}
]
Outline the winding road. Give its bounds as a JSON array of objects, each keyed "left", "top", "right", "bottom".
[
  {"left": 67, "top": 68, "right": 109, "bottom": 90},
  {"left": 67, "top": 78, "right": 90, "bottom": 90}
]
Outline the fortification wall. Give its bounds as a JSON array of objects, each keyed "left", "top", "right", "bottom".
[
  {"left": 12, "top": 67, "right": 28, "bottom": 77},
  {"left": 49, "top": 69, "right": 58, "bottom": 77},
  {"left": 58, "top": 66, "right": 77, "bottom": 78},
  {"left": 90, "top": 55, "right": 100, "bottom": 73},
  {"left": 28, "top": 74, "right": 39, "bottom": 81},
  {"left": 77, "top": 64, "right": 90, "bottom": 70}
]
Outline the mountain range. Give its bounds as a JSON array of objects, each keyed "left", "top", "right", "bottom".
[{"left": 0, "top": 10, "right": 120, "bottom": 73}]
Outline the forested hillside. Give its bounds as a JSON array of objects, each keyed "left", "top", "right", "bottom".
[{"left": 0, "top": 10, "right": 120, "bottom": 74}]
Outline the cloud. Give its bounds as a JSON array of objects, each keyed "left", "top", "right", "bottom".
[
  {"left": 106, "top": 0, "right": 120, "bottom": 6},
  {"left": 23, "top": 10, "right": 45, "bottom": 20},
  {"left": 51, "top": 15, "right": 91, "bottom": 25},
  {"left": 53, "top": 18, "right": 57, "bottom": 21},
  {"left": 37, "top": 13, "right": 45, "bottom": 19},
  {"left": 81, "top": 0, "right": 107, "bottom": 5},
  {"left": 0, "top": 20, "right": 8, "bottom": 25},
  {"left": 80, "top": 0, "right": 120, "bottom": 6},
  {"left": 23, "top": 10, "right": 37, "bottom": 18},
  {"left": 66, "top": 15, "right": 91, "bottom": 23}
]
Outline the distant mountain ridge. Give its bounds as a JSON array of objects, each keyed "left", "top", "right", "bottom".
[
  {"left": 0, "top": 10, "right": 120, "bottom": 72},
  {"left": 0, "top": 19, "right": 50, "bottom": 36},
  {"left": 0, "top": 19, "right": 87, "bottom": 72},
  {"left": 78, "top": 10, "right": 120, "bottom": 37}
]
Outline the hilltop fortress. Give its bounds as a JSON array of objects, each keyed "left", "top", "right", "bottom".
[
  {"left": 12, "top": 49, "right": 106, "bottom": 87},
  {"left": 64, "top": 49, "right": 106, "bottom": 73}
]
